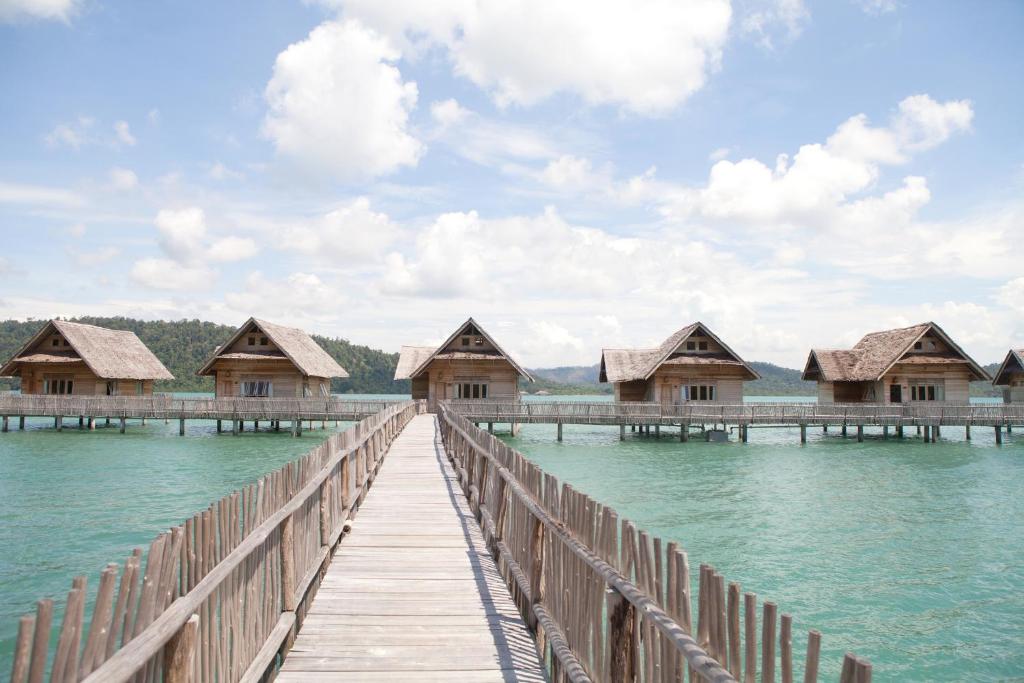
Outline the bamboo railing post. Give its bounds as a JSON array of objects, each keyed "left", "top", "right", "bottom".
[
  {"left": 10, "top": 614, "right": 34, "bottom": 683},
  {"left": 606, "top": 588, "right": 636, "bottom": 683},
  {"left": 163, "top": 614, "right": 199, "bottom": 683},
  {"left": 803, "top": 630, "right": 821, "bottom": 683},
  {"left": 762, "top": 601, "right": 777, "bottom": 683},
  {"left": 281, "top": 515, "right": 296, "bottom": 612},
  {"left": 728, "top": 582, "right": 741, "bottom": 678},
  {"left": 780, "top": 614, "right": 793, "bottom": 683},
  {"left": 28, "top": 599, "right": 53, "bottom": 683}
]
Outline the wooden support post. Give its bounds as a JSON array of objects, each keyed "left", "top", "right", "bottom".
[
  {"left": 823, "top": 424, "right": 828, "bottom": 433},
  {"left": 281, "top": 515, "right": 296, "bottom": 611},
  {"left": 763, "top": 601, "right": 778, "bottom": 683},
  {"left": 141, "top": 417, "right": 147, "bottom": 426},
  {"left": 291, "top": 419, "right": 298, "bottom": 437},
  {"left": 104, "top": 417, "right": 109, "bottom": 427},
  {"left": 916, "top": 425, "right": 921, "bottom": 436},
  {"left": 163, "top": 613, "right": 199, "bottom": 683},
  {"left": 87, "top": 417, "right": 94, "bottom": 430},
  {"left": 883, "top": 425, "right": 889, "bottom": 439},
  {"left": 56, "top": 416, "right": 62, "bottom": 432},
  {"left": 78, "top": 416, "right": 84, "bottom": 429},
  {"left": 1008, "top": 425, "right": 1013, "bottom": 434},
  {"left": 841, "top": 424, "right": 847, "bottom": 438},
  {"left": 232, "top": 420, "right": 239, "bottom": 436},
  {"left": 119, "top": 417, "right": 125, "bottom": 434},
  {"left": 216, "top": 419, "right": 222, "bottom": 433},
  {"left": 655, "top": 424, "right": 660, "bottom": 438},
  {"left": 556, "top": 422, "right": 563, "bottom": 442},
  {"left": 620, "top": 424, "right": 626, "bottom": 441},
  {"left": 526, "top": 517, "right": 544, "bottom": 631},
  {"left": 631, "top": 424, "right": 636, "bottom": 432},
  {"left": 965, "top": 424, "right": 970, "bottom": 440},
  {"left": 254, "top": 420, "right": 259, "bottom": 431},
  {"left": 274, "top": 420, "right": 280, "bottom": 432},
  {"left": 995, "top": 426, "right": 1002, "bottom": 445},
  {"left": 804, "top": 630, "right": 821, "bottom": 683},
  {"left": 741, "top": 425, "right": 748, "bottom": 443},
  {"left": 681, "top": 424, "right": 688, "bottom": 442},
  {"left": 743, "top": 593, "right": 757, "bottom": 683},
  {"left": 488, "top": 422, "right": 494, "bottom": 434},
  {"left": 1, "top": 416, "right": 7, "bottom": 433},
  {"left": 857, "top": 424, "right": 864, "bottom": 442},
  {"left": 896, "top": 424, "right": 903, "bottom": 438},
  {"left": 800, "top": 423, "right": 807, "bottom": 444},
  {"left": 606, "top": 588, "right": 635, "bottom": 683},
  {"left": 179, "top": 418, "right": 185, "bottom": 436},
  {"left": 297, "top": 419, "right": 303, "bottom": 436},
  {"left": 933, "top": 425, "right": 940, "bottom": 441},
  {"left": 19, "top": 416, "right": 25, "bottom": 430}
]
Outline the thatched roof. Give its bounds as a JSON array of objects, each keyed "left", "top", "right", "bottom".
[
  {"left": 393, "top": 318, "right": 533, "bottom": 381},
  {"left": 801, "top": 322, "right": 990, "bottom": 382},
  {"left": 599, "top": 322, "right": 758, "bottom": 383},
  {"left": 993, "top": 348, "right": 1024, "bottom": 386},
  {"left": 197, "top": 318, "right": 348, "bottom": 379},
  {"left": 0, "top": 320, "right": 174, "bottom": 380}
]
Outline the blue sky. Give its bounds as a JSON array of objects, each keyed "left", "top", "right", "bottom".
[{"left": 0, "top": 0, "right": 1021, "bottom": 368}]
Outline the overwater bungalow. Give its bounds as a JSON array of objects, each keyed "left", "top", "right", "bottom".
[
  {"left": 993, "top": 348, "right": 1024, "bottom": 403},
  {"left": 394, "top": 317, "right": 533, "bottom": 405},
  {"left": 197, "top": 318, "right": 347, "bottom": 398},
  {"left": 0, "top": 319, "right": 173, "bottom": 394},
  {"left": 599, "top": 322, "right": 759, "bottom": 403},
  {"left": 801, "top": 322, "right": 990, "bottom": 404}
]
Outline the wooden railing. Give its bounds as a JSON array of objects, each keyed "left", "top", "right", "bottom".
[
  {"left": 7, "top": 400, "right": 423, "bottom": 683},
  {"left": 446, "top": 399, "right": 1024, "bottom": 427},
  {"left": 438, "top": 404, "right": 872, "bottom": 682},
  {"left": 0, "top": 394, "right": 403, "bottom": 421}
]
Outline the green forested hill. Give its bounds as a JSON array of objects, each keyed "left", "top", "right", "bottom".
[{"left": 0, "top": 317, "right": 410, "bottom": 394}]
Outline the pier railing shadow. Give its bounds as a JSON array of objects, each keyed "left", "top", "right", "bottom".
[
  {"left": 6, "top": 400, "right": 424, "bottom": 683},
  {"left": 438, "top": 403, "right": 873, "bottom": 683}
]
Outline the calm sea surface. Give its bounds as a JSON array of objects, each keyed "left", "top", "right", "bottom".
[
  {"left": 0, "top": 394, "right": 1021, "bottom": 680},
  {"left": 502, "top": 397, "right": 1023, "bottom": 681}
]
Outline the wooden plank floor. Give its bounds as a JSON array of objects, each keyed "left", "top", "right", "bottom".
[{"left": 277, "top": 414, "right": 547, "bottom": 682}]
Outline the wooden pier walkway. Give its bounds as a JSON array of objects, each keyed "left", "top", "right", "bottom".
[{"left": 277, "top": 414, "right": 546, "bottom": 682}]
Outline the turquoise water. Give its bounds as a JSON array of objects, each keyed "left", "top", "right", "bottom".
[
  {"left": 0, "top": 413, "right": 354, "bottom": 674},
  {"left": 502, "top": 418, "right": 1024, "bottom": 680}
]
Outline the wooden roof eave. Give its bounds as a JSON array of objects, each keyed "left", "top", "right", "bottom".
[
  {"left": 874, "top": 322, "right": 991, "bottom": 383},
  {"left": 0, "top": 320, "right": 102, "bottom": 379},
  {"left": 642, "top": 322, "right": 760, "bottom": 381},
  {"left": 408, "top": 317, "right": 534, "bottom": 383},
  {"left": 992, "top": 349, "right": 1024, "bottom": 386},
  {"left": 197, "top": 318, "right": 310, "bottom": 378}
]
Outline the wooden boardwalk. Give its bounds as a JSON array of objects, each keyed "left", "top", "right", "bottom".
[{"left": 277, "top": 414, "right": 546, "bottom": 682}]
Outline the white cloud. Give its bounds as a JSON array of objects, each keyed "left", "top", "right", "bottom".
[
  {"left": 155, "top": 207, "right": 207, "bottom": 261},
  {"left": 282, "top": 197, "right": 400, "bottom": 262},
  {"left": 207, "top": 162, "right": 244, "bottom": 181},
  {"left": 263, "top": 19, "right": 422, "bottom": 180},
  {"left": 108, "top": 167, "right": 138, "bottom": 191},
  {"left": 539, "top": 155, "right": 610, "bottom": 192},
  {"left": 741, "top": 0, "right": 809, "bottom": 49},
  {"left": 113, "top": 120, "right": 136, "bottom": 146},
  {"left": 857, "top": 0, "right": 898, "bottom": 15},
  {"left": 45, "top": 117, "right": 93, "bottom": 149},
  {"left": 207, "top": 236, "right": 259, "bottom": 262},
  {"left": 338, "top": 0, "right": 732, "bottom": 115},
  {"left": 709, "top": 147, "right": 732, "bottom": 162},
  {"left": 0, "top": 180, "right": 85, "bottom": 207},
  {"left": 996, "top": 278, "right": 1024, "bottom": 315},
  {"left": 430, "top": 98, "right": 469, "bottom": 128},
  {"left": 73, "top": 246, "right": 120, "bottom": 267},
  {"left": 147, "top": 108, "right": 160, "bottom": 125},
  {"left": 0, "top": 0, "right": 79, "bottom": 23},
  {"left": 68, "top": 223, "right": 86, "bottom": 237},
  {"left": 429, "top": 100, "right": 561, "bottom": 169},
  {"left": 225, "top": 271, "right": 342, "bottom": 319},
  {"left": 130, "top": 258, "right": 215, "bottom": 291}
]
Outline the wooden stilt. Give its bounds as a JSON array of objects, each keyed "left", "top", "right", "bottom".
[
  {"left": 87, "top": 417, "right": 95, "bottom": 430},
  {"left": 681, "top": 424, "right": 688, "bottom": 442},
  {"left": 104, "top": 417, "right": 110, "bottom": 427},
  {"left": 179, "top": 418, "right": 185, "bottom": 436},
  {"left": 141, "top": 417, "right": 147, "bottom": 426},
  {"left": 965, "top": 424, "right": 971, "bottom": 440},
  {"left": 488, "top": 422, "right": 494, "bottom": 433},
  {"left": 1, "top": 415, "right": 7, "bottom": 433},
  {"left": 655, "top": 424, "right": 660, "bottom": 438},
  {"left": 78, "top": 415, "right": 84, "bottom": 429},
  {"left": 934, "top": 425, "right": 941, "bottom": 441},
  {"left": 995, "top": 426, "right": 1002, "bottom": 445},
  {"left": 557, "top": 423, "right": 563, "bottom": 442},
  {"left": 19, "top": 416, "right": 25, "bottom": 430},
  {"left": 841, "top": 424, "right": 847, "bottom": 437},
  {"left": 119, "top": 417, "right": 125, "bottom": 434},
  {"left": 857, "top": 425, "right": 864, "bottom": 442},
  {"left": 291, "top": 419, "right": 298, "bottom": 437},
  {"left": 232, "top": 419, "right": 239, "bottom": 436},
  {"left": 216, "top": 419, "right": 222, "bottom": 433},
  {"left": 883, "top": 425, "right": 889, "bottom": 439},
  {"left": 800, "top": 424, "right": 807, "bottom": 444},
  {"left": 896, "top": 424, "right": 903, "bottom": 438},
  {"left": 620, "top": 424, "right": 626, "bottom": 441},
  {"left": 56, "top": 416, "right": 62, "bottom": 431},
  {"left": 254, "top": 420, "right": 259, "bottom": 431},
  {"left": 823, "top": 424, "right": 828, "bottom": 433},
  {"left": 741, "top": 425, "right": 748, "bottom": 443},
  {"left": 923, "top": 425, "right": 930, "bottom": 442}
]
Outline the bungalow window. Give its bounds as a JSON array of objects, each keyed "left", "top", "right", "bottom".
[
  {"left": 260, "top": 336, "right": 268, "bottom": 346},
  {"left": 136, "top": 381, "right": 144, "bottom": 395},
  {"left": 43, "top": 378, "right": 73, "bottom": 395},
  {"left": 320, "top": 382, "right": 330, "bottom": 397},
  {"left": 462, "top": 337, "right": 470, "bottom": 346},
  {"left": 248, "top": 336, "right": 256, "bottom": 346},
  {"left": 683, "top": 385, "right": 715, "bottom": 401},
  {"left": 686, "top": 341, "right": 696, "bottom": 351},
  {"left": 106, "top": 381, "right": 117, "bottom": 396},
  {"left": 474, "top": 337, "right": 484, "bottom": 346},
  {"left": 910, "top": 382, "right": 944, "bottom": 401},
  {"left": 241, "top": 380, "right": 272, "bottom": 397},
  {"left": 914, "top": 341, "right": 923, "bottom": 350},
  {"left": 457, "top": 383, "right": 488, "bottom": 399},
  {"left": 52, "top": 338, "right": 60, "bottom": 347},
  {"left": 698, "top": 341, "right": 708, "bottom": 351}
]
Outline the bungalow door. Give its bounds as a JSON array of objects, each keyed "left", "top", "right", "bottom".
[{"left": 889, "top": 384, "right": 902, "bottom": 403}]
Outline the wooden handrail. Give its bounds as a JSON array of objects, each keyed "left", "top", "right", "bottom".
[
  {"left": 8, "top": 400, "right": 424, "bottom": 683},
  {"left": 438, "top": 404, "right": 867, "bottom": 682}
]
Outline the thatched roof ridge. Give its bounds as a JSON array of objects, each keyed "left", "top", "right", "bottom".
[
  {"left": 801, "top": 322, "right": 989, "bottom": 382},
  {"left": 993, "top": 348, "right": 1024, "bottom": 386},
  {"left": 393, "top": 318, "right": 534, "bottom": 382},
  {"left": 394, "top": 346, "right": 435, "bottom": 380},
  {"left": 197, "top": 318, "right": 348, "bottom": 378},
  {"left": 0, "top": 320, "right": 174, "bottom": 380},
  {"left": 599, "top": 322, "right": 759, "bottom": 383}
]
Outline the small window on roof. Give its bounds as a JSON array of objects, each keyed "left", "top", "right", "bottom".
[
  {"left": 260, "top": 336, "right": 268, "bottom": 346},
  {"left": 63, "top": 339, "right": 69, "bottom": 346},
  {"left": 474, "top": 337, "right": 484, "bottom": 346},
  {"left": 686, "top": 341, "right": 696, "bottom": 351},
  {"left": 248, "top": 336, "right": 255, "bottom": 346},
  {"left": 461, "top": 337, "right": 470, "bottom": 346},
  {"left": 698, "top": 341, "right": 708, "bottom": 351},
  {"left": 52, "top": 338, "right": 60, "bottom": 347},
  {"left": 914, "top": 341, "right": 923, "bottom": 350}
]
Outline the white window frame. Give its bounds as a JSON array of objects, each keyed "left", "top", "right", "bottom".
[
  {"left": 457, "top": 382, "right": 489, "bottom": 399},
  {"left": 682, "top": 384, "right": 716, "bottom": 402},
  {"left": 909, "top": 380, "right": 944, "bottom": 402},
  {"left": 241, "top": 379, "right": 273, "bottom": 397}
]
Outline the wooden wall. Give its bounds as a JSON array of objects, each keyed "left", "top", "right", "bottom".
[
  {"left": 17, "top": 363, "right": 154, "bottom": 395},
  {"left": 207, "top": 359, "right": 327, "bottom": 397},
  {"left": 419, "top": 359, "right": 521, "bottom": 402},
  {"left": 815, "top": 364, "right": 974, "bottom": 403},
  {"left": 613, "top": 365, "right": 749, "bottom": 404}
]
